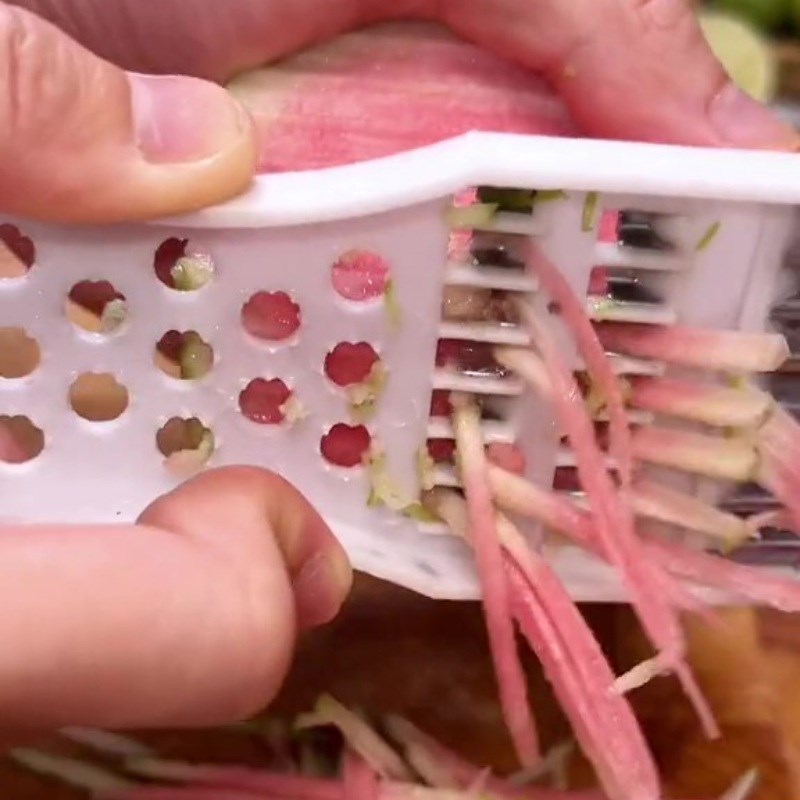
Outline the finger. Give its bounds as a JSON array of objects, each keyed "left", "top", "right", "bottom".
[
  {"left": 0, "top": 467, "right": 351, "bottom": 730},
  {"left": 140, "top": 467, "right": 352, "bottom": 631},
  {"left": 0, "top": 6, "right": 256, "bottom": 222},
  {"left": 445, "top": 0, "right": 799, "bottom": 150},
  {"left": 6, "top": 0, "right": 396, "bottom": 81}
]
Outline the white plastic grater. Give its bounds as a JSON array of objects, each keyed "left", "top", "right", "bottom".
[{"left": 1, "top": 131, "right": 800, "bottom": 602}]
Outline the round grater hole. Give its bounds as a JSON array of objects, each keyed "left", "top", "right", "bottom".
[
  {"left": 320, "top": 423, "right": 371, "bottom": 468},
  {"left": 68, "top": 373, "right": 129, "bottom": 423},
  {"left": 0, "top": 224, "right": 35, "bottom": 279},
  {"left": 156, "top": 417, "right": 214, "bottom": 476},
  {"left": 239, "top": 378, "right": 293, "bottom": 425},
  {"left": 154, "top": 330, "right": 214, "bottom": 380},
  {"left": 66, "top": 280, "right": 128, "bottom": 335},
  {"left": 331, "top": 249, "right": 389, "bottom": 302},
  {"left": 427, "top": 438, "right": 455, "bottom": 463},
  {"left": 0, "top": 327, "right": 40, "bottom": 379},
  {"left": 324, "top": 342, "right": 379, "bottom": 387},
  {"left": 154, "top": 237, "right": 214, "bottom": 291},
  {"left": 241, "top": 291, "right": 301, "bottom": 343},
  {"left": 0, "top": 415, "right": 44, "bottom": 464}
]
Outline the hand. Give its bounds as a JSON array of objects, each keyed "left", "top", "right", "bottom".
[
  {"left": 0, "top": 0, "right": 796, "bottom": 223},
  {"left": 0, "top": 466, "right": 352, "bottom": 732}
]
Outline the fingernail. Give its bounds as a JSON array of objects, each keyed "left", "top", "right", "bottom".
[
  {"left": 710, "top": 82, "right": 800, "bottom": 150},
  {"left": 292, "top": 548, "right": 353, "bottom": 630},
  {"left": 129, "top": 73, "right": 252, "bottom": 164}
]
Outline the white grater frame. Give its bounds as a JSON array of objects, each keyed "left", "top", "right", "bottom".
[{"left": 1, "top": 131, "right": 800, "bottom": 602}]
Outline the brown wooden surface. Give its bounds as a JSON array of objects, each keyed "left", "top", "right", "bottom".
[{"left": 1, "top": 575, "right": 799, "bottom": 798}]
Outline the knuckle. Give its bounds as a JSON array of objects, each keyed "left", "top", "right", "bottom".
[
  {"left": 0, "top": 6, "right": 110, "bottom": 148},
  {"left": 632, "top": 0, "right": 730, "bottom": 98},
  {"left": 0, "top": 6, "right": 34, "bottom": 133}
]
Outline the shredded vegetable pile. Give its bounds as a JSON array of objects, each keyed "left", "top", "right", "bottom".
[
  {"left": 413, "top": 192, "right": 800, "bottom": 800},
  {"left": 8, "top": 703, "right": 756, "bottom": 800}
]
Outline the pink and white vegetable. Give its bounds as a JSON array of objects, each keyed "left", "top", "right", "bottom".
[{"left": 450, "top": 393, "right": 541, "bottom": 769}]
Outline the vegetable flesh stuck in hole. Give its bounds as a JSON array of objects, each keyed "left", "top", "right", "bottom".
[
  {"left": 331, "top": 250, "right": 389, "bottom": 301},
  {"left": 241, "top": 291, "right": 302, "bottom": 342}
]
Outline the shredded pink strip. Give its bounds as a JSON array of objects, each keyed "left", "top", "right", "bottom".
[
  {"left": 517, "top": 307, "right": 686, "bottom": 664},
  {"left": 647, "top": 537, "right": 800, "bottom": 613},
  {"left": 454, "top": 402, "right": 541, "bottom": 768},
  {"left": 344, "top": 750, "right": 380, "bottom": 800},
  {"left": 524, "top": 243, "right": 633, "bottom": 487},
  {"left": 505, "top": 557, "right": 660, "bottom": 800}
]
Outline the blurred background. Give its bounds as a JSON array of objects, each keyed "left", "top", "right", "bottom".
[{"left": 696, "top": 0, "right": 800, "bottom": 123}]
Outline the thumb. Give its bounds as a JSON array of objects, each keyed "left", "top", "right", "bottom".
[
  {"left": 0, "top": 6, "right": 256, "bottom": 223},
  {"left": 445, "top": 0, "right": 799, "bottom": 150}
]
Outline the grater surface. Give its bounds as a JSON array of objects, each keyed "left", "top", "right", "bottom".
[{"left": 2, "top": 132, "right": 800, "bottom": 601}]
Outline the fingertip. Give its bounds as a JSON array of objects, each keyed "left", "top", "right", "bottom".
[
  {"left": 708, "top": 82, "right": 800, "bottom": 152},
  {"left": 130, "top": 73, "right": 250, "bottom": 165},
  {"left": 124, "top": 73, "right": 259, "bottom": 220},
  {"left": 272, "top": 489, "right": 353, "bottom": 630},
  {"left": 293, "top": 545, "right": 353, "bottom": 630},
  {"left": 141, "top": 466, "right": 353, "bottom": 631}
]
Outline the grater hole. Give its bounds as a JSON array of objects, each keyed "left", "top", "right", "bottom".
[
  {"left": 0, "top": 224, "right": 35, "bottom": 279},
  {"left": 770, "top": 291, "right": 800, "bottom": 356},
  {"left": 767, "top": 372, "right": 800, "bottom": 408},
  {"left": 441, "top": 286, "right": 520, "bottom": 325},
  {"left": 0, "top": 415, "right": 44, "bottom": 464},
  {"left": 614, "top": 210, "right": 675, "bottom": 251},
  {"left": 435, "top": 338, "right": 508, "bottom": 377},
  {"left": 427, "top": 438, "right": 455, "bottom": 464},
  {"left": 469, "top": 231, "right": 526, "bottom": 271},
  {"left": 559, "top": 420, "right": 612, "bottom": 450},
  {"left": 587, "top": 266, "right": 664, "bottom": 308},
  {"left": 154, "top": 238, "right": 214, "bottom": 291},
  {"left": 429, "top": 391, "right": 510, "bottom": 422},
  {"left": 241, "top": 291, "right": 301, "bottom": 343},
  {"left": 68, "top": 373, "right": 129, "bottom": 422},
  {"left": 154, "top": 330, "right": 214, "bottom": 380},
  {"left": 320, "top": 423, "right": 371, "bottom": 468},
  {"left": 239, "top": 378, "right": 293, "bottom": 425},
  {"left": 476, "top": 185, "right": 538, "bottom": 215},
  {"left": 427, "top": 438, "right": 526, "bottom": 475},
  {"left": 324, "top": 342, "right": 380, "bottom": 388},
  {"left": 66, "top": 280, "right": 128, "bottom": 335},
  {"left": 553, "top": 467, "right": 581, "bottom": 493},
  {"left": 331, "top": 250, "right": 390, "bottom": 302},
  {"left": 0, "top": 327, "right": 40, "bottom": 379},
  {"left": 430, "top": 390, "right": 453, "bottom": 417},
  {"left": 156, "top": 417, "right": 214, "bottom": 476}
]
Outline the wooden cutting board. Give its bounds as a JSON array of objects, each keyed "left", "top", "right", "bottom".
[{"left": 1, "top": 575, "right": 799, "bottom": 799}]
